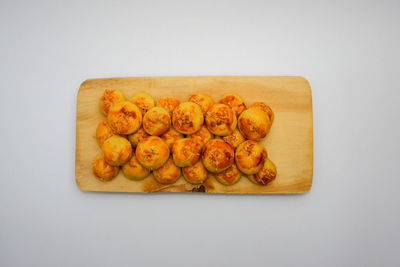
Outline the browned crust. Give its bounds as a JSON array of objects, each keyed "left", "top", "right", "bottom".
[
  {"left": 219, "top": 94, "right": 246, "bottom": 116},
  {"left": 96, "top": 121, "right": 115, "bottom": 146},
  {"left": 172, "top": 103, "right": 203, "bottom": 134},
  {"left": 100, "top": 89, "right": 124, "bottom": 115},
  {"left": 157, "top": 97, "right": 181, "bottom": 116},
  {"left": 238, "top": 108, "right": 270, "bottom": 140},
  {"left": 161, "top": 128, "right": 183, "bottom": 150},
  {"left": 187, "top": 93, "right": 214, "bottom": 114},
  {"left": 190, "top": 126, "right": 213, "bottom": 147},
  {"left": 153, "top": 158, "right": 181, "bottom": 184},
  {"left": 107, "top": 102, "right": 142, "bottom": 135},
  {"left": 182, "top": 161, "right": 208, "bottom": 184},
  {"left": 202, "top": 139, "right": 234, "bottom": 171},
  {"left": 135, "top": 136, "right": 170, "bottom": 169},
  {"left": 251, "top": 168, "right": 276, "bottom": 185},
  {"left": 92, "top": 154, "right": 119, "bottom": 181},
  {"left": 172, "top": 138, "right": 202, "bottom": 166},
  {"left": 235, "top": 140, "right": 267, "bottom": 170},
  {"left": 250, "top": 102, "right": 274, "bottom": 122},
  {"left": 128, "top": 128, "right": 150, "bottom": 147},
  {"left": 222, "top": 129, "right": 245, "bottom": 149},
  {"left": 216, "top": 163, "right": 241, "bottom": 184},
  {"left": 205, "top": 104, "right": 236, "bottom": 136},
  {"left": 143, "top": 108, "right": 171, "bottom": 135}
]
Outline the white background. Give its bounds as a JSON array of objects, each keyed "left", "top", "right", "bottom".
[{"left": 1, "top": 0, "right": 399, "bottom": 266}]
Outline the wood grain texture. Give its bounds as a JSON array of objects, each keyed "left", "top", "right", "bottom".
[{"left": 75, "top": 76, "right": 313, "bottom": 194}]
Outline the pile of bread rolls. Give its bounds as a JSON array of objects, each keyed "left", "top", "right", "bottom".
[{"left": 92, "top": 90, "right": 277, "bottom": 186}]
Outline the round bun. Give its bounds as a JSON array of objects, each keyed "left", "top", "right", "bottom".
[
  {"left": 156, "top": 97, "right": 181, "bottom": 116},
  {"left": 127, "top": 127, "right": 149, "bottom": 147},
  {"left": 172, "top": 102, "right": 204, "bottom": 134},
  {"left": 172, "top": 138, "right": 202, "bottom": 167},
  {"left": 205, "top": 104, "right": 237, "bottom": 136},
  {"left": 99, "top": 89, "right": 125, "bottom": 116},
  {"left": 122, "top": 155, "right": 150, "bottom": 180},
  {"left": 143, "top": 107, "right": 171, "bottom": 136},
  {"left": 219, "top": 94, "right": 246, "bottom": 116},
  {"left": 92, "top": 153, "right": 119, "bottom": 181},
  {"left": 187, "top": 93, "right": 214, "bottom": 114},
  {"left": 129, "top": 91, "right": 155, "bottom": 114},
  {"left": 250, "top": 102, "right": 274, "bottom": 123},
  {"left": 102, "top": 135, "right": 133, "bottom": 166},
  {"left": 189, "top": 125, "right": 213, "bottom": 148},
  {"left": 135, "top": 136, "right": 170, "bottom": 170},
  {"left": 182, "top": 160, "right": 208, "bottom": 185},
  {"left": 222, "top": 128, "right": 245, "bottom": 149},
  {"left": 153, "top": 157, "right": 181, "bottom": 184},
  {"left": 238, "top": 107, "right": 271, "bottom": 140},
  {"left": 107, "top": 101, "right": 142, "bottom": 135},
  {"left": 96, "top": 120, "right": 115, "bottom": 147},
  {"left": 215, "top": 163, "right": 241, "bottom": 186},
  {"left": 202, "top": 139, "right": 234, "bottom": 173},
  {"left": 235, "top": 140, "right": 267, "bottom": 174},
  {"left": 161, "top": 127, "right": 184, "bottom": 150},
  {"left": 248, "top": 158, "right": 277, "bottom": 185}
]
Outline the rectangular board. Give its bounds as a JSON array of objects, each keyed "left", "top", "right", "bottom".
[{"left": 75, "top": 76, "right": 313, "bottom": 193}]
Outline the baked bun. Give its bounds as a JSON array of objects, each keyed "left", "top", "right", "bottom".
[
  {"left": 160, "top": 127, "right": 184, "bottom": 150},
  {"left": 235, "top": 140, "right": 267, "bottom": 174},
  {"left": 248, "top": 158, "right": 277, "bottom": 185},
  {"left": 122, "top": 155, "right": 150, "bottom": 180},
  {"left": 205, "top": 104, "right": 237, "bottom": 136},
  {"left": 107, "top": 101, "right": 142, "bottom": 135},
  {"left": 156, "top": 97, "right": 181, "bottom": 116},
  {"left": 143, "top": 107, "right": 171, "bottom": 136},
  {"left": 102, "top": 135, "right": 133, "bottom": 166},
  {"left": 127, "top": 127, "right": 149, "bottom": 147},
  {"left": 135, "top": 136, "right": 170, "bottom": 170},
  {"left": 99, "top": 89, "right": 125, "bottom": 116},
  {"left": 219, "top": 94, "right": 246, "bottom": 116},
  {"left": 189, "top": 125, "right": 213, "bottom": 148},
  {"left": 172, "top": 138, "right": 202, "bottom": 167},
  {"left": 182, "top": 160, "right": 208, "bottom": 185},
  {"left": 92, "top": 153, "right": 119, "bottom": 181},
  {"left": 187, "top": 93, "right": 214, "bottom": 114},
  {"left": 238, "top": 107, "right": 271, "bottom": 140},
  {"left": 202, "top": 139, "right": 234, "bottom": 173},
  {"left": 129, "top": 91, "right": 155, "bottom": 114},
  {"left": 172, "top": 102, "right": 204, "bottom": 134},
  {"left": 215, "top": 163, "right": 241, "bottom": 186},
  {"left": 153, "top": 157, "right": 181, "bottom": 184},
  {"left": 250, "top": 102, "right": 274, "bottom": 123},
  {"left": 221, "top": 128, "right": 245, "bottom": 149},
  {"left": 96, "top": 120, "right": 115, "bottom": 147}
]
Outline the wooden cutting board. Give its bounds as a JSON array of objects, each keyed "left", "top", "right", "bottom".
[{"left": 75, "top": 76, "right": 313, "bottom": 193}]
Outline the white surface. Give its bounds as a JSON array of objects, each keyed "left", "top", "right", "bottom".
[{"left": 1, "top": 0, "right": 399, "bottom": 266}]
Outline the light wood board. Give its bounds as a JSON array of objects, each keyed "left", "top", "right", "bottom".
[{"left": 75, "top": 76, "right": 313, "bottom": 193}]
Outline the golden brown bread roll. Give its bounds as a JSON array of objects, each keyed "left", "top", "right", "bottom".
[
  {"left": 99, "top": 89, "right": 125, "bottom": 116},
  {"left": 235, "top": 140, "right": 267, "bottom": 174},
  {"left": 129, "top": 91, "right": 155, "bottom": 115},
  {"left": 219, "top": 94, "right": 246, "bottom": 116},
  {"left": 202, "top": 139, "right": 234, "bottom": 173},
  {"left": 107, "top": 101, "right": 142, "bottom": 135},
  {"left": 205, "top": 104, "right": 237, "bottom": 136},
  {"left": 248, "top": 158, "right": 277, "bottom": 185},
  {"left": 92, "top": 153, "right": 119, "bottom": 181},
  {"left": 143, "top": 107, "right": 171, "bottom": 136},
  {"left": 172, "top": 102, "right": 204, "bottom": 134},
  {"left": 172, "top": 138, "right": 202, "bottom": 167},
  {"left": 238, "top": 107, "right": 271, "bottom": 140},
  {"left": 135, "top": 136, "right": 170, "bottom": 170},
  {"left": 153, "top": 157, "right": 181, "bottom": 184}
]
